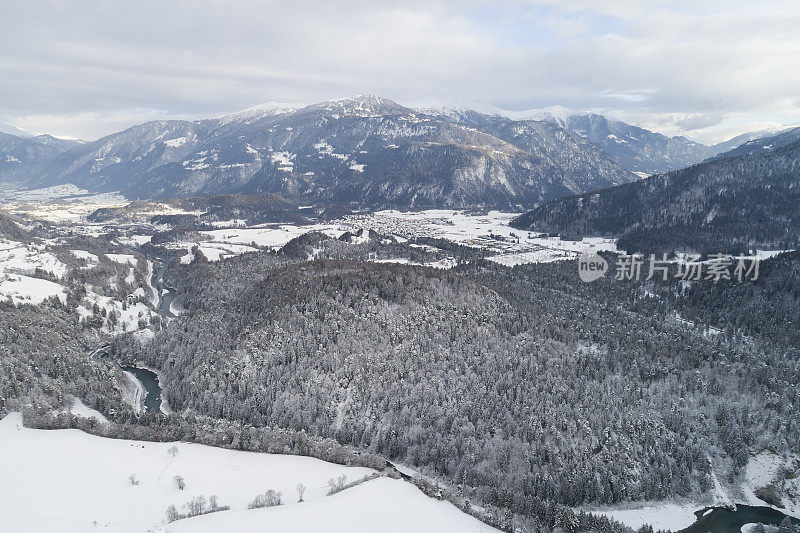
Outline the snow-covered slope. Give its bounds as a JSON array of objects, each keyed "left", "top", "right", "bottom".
[
  {"left": 216, "top": 101, "right": 305, "bottom": 124},
  {"left": 0, "top": 412, "right": 373, "bottom": 532},
  {"left": 418, "top": 102, "right": 588, "bottom": 125},
  {"left": 167, "top": 477, "right": 498, "bottom": 533},
  {"left": 0, "top": 412, "right": 499, "bottom": 533}
]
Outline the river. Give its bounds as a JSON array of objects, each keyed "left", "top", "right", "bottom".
[
  {"left": 678, "top": 504, "right": 798, "bottom": 533},
  {"left": 121, "top": 365, "right": 163, "bottom": 413},
  {"left": 92, "top": 257, "right": 173, "bottom": 414},
  {"left": 152, "top": 258, "right": 177, "bottom": 318}
]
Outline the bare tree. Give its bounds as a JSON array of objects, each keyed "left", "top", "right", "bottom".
[
  {"left": 173, "top": 475, "right": 185, "bottom": 490},
  {"left": 128, "top": 474, "right": 140, "bottom": 486},
  {"left": 248, "top": 490, "right": 282, "bottom": 509},
  {"left": 327, "top": 475, "right": 347, "bottom": 495},
  {"left": 185, "top": 495, "right": 207, "bottom": 517},
  {"left": 296, "top": 483, "right": 306, "bottom": 503},
  {"left": 165, "top": 505, "right": 180, "bottom": 523}
]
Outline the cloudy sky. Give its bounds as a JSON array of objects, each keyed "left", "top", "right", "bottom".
[{"left": 2, "top": 0, "right": 799, "bottom": 143}]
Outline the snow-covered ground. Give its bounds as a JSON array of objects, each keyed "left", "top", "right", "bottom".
[
  {"left": 0, "top": 273, "right": 66, "bottom": 305},
  {"left": 583, "top": 501, "right": 700, "bottom": 532},
  {"left": 0, "top": 238, "right": 68, "bottom": 278},
  {"left": 68, "top": 398, "right": 109, "bottom": 424},
  {"left": 583, "top": 451, "right": 800, "bottom": 532},
  {"left": 173, "top": 224, "right": 344, "bottom": 264},
  {"left": 0, "top": 412, "right": 499, "bottom": 533},
  {"left": 167, "top": 476, "right": 499, "bottom": 533},
  {"left": 0, "top": 412, "right": 373, "bottom": 532},
  {"left": 341, "top": 210, "right": 618, "bottom": 265}
]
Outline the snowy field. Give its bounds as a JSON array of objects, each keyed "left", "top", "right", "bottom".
[
  {"left": 167, "top": 477, "right": 499, "bottom": 533},
  {"left": 0, "top": 237, "right": 69, "bottom": 304},
  {"left": 173, "top": 223, "right": 343, "bottom": 264},
  {"left": 339, "top": 210, "right": 618, "bottom": 265},
  {"left": 581, "top": 501, "right": 700, "bottom": 531},
  {"left": 3, "top": 188, "right": 618, "bottom": 268},
  {"left": 0, "top": 273, "right": 66, "bottom": 305},
  {"left": 0, "top": 412, "right": 500, "bottom": 533}
]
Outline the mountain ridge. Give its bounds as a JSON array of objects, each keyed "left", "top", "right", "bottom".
[{"left": 510, "top": 135, "right": 800, "bottom": 253}]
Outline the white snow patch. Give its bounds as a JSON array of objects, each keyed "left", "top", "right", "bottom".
[
  {"left": 121, "top": 371, "right": 146, "bottom": 413},
  {"left": 71, "top": 249, "right": 99, "bottom": 266},
  {"left": 584, "top": 501, "right": 699, "bottom": 532},
  {"left": 164, "top": 137, "right": 188, "bottom": 148},
  {"left": 105, "top": 253, "right": 138, "bottom": 267},
  {"left": 742, "top": 451, "right": 800, "bottom": 516},
  {"left": 68, "top": 399, "right": 109, "bottom": 424},
  {"left": 0, "top": 239, "right": 68, "bottom": 278}
]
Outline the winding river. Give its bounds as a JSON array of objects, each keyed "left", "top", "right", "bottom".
[
  {"left": 116, "top": 257, "right": 175, "bottom": 413},
  {"left": 94, "top": 257, "right": 173, "bottom": 413}
]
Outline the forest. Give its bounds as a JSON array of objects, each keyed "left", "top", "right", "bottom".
[{"left": 107, "top": 235, "right": 799, "bottom": 527}]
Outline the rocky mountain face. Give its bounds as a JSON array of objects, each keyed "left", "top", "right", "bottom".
[
  {"left": 7, "top": 96, "right": 637, "bottom": 209},
  {"left": 557, "top": 114, "right": 712, "bottom": 174},
  {"left": 511, "top": 134, "right": 800, "bottom": 254},
  {"left": 426, "top": 106, "right": 717, "bottom": 174}
]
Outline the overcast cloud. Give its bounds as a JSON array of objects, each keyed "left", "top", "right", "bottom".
[{"left": 2, "top": 0, "right": 799, "bottom": 143}]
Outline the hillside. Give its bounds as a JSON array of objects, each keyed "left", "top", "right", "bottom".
[
  {"left": 705, "top": 127, "right": 800, "bottom": 162},
  {"left": 511, "top": 137, "right": 800, "bottom": 254},
  {"left": 0, "top": 132, "right": 80, "bottom": 183}
]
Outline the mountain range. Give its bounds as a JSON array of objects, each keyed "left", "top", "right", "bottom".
[
  {"left": 1, "top": 96, "right": 638, "bottom": 209},
  {"left": 0, "top": 95, "right": 794, "bottom": 211}
]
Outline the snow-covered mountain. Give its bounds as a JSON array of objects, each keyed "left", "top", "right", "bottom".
[
  {"left": 419, "top": 102, "right": 587, "bottom": 125},
  {"left": 216, "top": 101, "right": 306, "bottom": 124},
  {"left": 0, "top": 132, "right": 82, "bottom": 182},
  {"left": 511, "top": 134, "right": 800, "bottom": 253},
  {"left": 16, "top": 95, "right": 636, "bottom": 209},
  {"left": 423, "top": 104, "right": 715, "bottom": 174},
  {"left": 0, "top": 122, "right": 35, "bottom": 138},
  {"left": 706, "top": 126, "right": 800, "bottom": 161}
]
